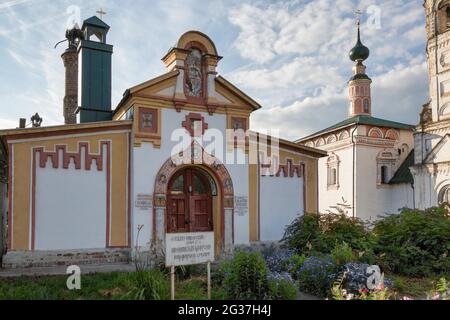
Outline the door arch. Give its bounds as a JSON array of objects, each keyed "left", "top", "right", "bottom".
[
  {"left": 153, "top": 146, "right": 235, "bottom": 256},
  {"left": 167, "top": 168, "right": 213, "bottom": 233}
]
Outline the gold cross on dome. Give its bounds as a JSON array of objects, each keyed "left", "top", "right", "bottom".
[
  {"left": 355, "top": 9, "right": 362, "bottom": 26},
  {"left": 96, "top": 8, "right": 107, "bottom": 20}
]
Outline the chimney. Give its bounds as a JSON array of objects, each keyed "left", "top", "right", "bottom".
[
  {"left": 61, "top": 25, "right": 83, "bottom": 125},
  {"left": 77, "top": 16, "right": 113, "bottom": 123},
  {"left": 19, "top": 118, "right": 26, "bottom": 129}
]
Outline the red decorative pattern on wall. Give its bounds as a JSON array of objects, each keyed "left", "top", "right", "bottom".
[
  {"left": 35, "top": 142, "right": 106, "bottom": 171},
  {"left": 261, "top": 159, "right": 304, "bottom": 178},
  {"left": 182, "top": 113, "right": 209, "bottom": 137}
]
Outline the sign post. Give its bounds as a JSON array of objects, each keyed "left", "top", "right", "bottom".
[
  {"left": 170, "top": 265, "right": 175, "bottom": 300},
  {"left": 165, "top": 232, "right": 215, "bottom": 300},
  {"left": 207, "top": 261, "right": 211, "bottom": 300}
]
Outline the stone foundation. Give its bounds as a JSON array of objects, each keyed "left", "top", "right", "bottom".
[{"left": 1, "top": 248, "right": 131, "bottom": 269}]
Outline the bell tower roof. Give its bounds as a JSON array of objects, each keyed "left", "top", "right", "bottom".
[{"left": 82, "top": 16, "right": 110, "bottom": 31}]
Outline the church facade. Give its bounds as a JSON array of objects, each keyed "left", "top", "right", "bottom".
[
  {"left": 0, "top": 17, "right": 326, "bottom": 268},
  {"left": 298, "top": 2, "right": 450, "bottom": 221},
  {"left": 298, "top": 22, "right": 416, "bottom": 221}
]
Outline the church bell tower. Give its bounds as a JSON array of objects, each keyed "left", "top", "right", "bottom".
[
  {"left": 348, "top": 18, "right": 372, "bottom": 118},
  {"left": 77, "top": 16, "right": 113, "bottom": 123},
  {"left": 423, "top": 0, "right": 450, "bottom": 123}
]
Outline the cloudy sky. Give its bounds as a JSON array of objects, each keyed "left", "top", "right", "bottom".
[{"left": 0, "top": 0, "right": 428, "bottom": 140}]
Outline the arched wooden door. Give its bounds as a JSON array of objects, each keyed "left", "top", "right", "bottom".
[{"left": 167, "top": 168, "right": 213, "bottom": 233}]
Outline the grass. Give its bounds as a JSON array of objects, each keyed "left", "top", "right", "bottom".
[
  {"left": 0, "top": 270, "right": 445, "bottom": 300},
  {"left": 388, "top": 273, "right": 444, "bottom": 299},
  {"left": 0, "top": 271, "right": 227, "bottom": 300}
]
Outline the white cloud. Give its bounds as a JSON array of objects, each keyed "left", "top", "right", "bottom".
[
  {"left": 0, "top": 0, "right": 428, "bottom": 143},
  {"left": 228, "top": 0, "right": 427, "bottom": 140}
]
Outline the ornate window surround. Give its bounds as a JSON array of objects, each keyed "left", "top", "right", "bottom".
[
  {"left": 327, "top": 152, "right": 340, "bottom": 190},
  {"left": 376, "top": 150, "right": 397, "bottom": 187},
  {"left": 438, "top": 184, "right": 450, "bottom": 204},
  {"left": 183, "top": 42, "right": 208, "bottom": 105},
  {"left": 139, "top": 108, "right": 158, "bottom": 134},
  {"left": 134, "top": 106, "right": 162, "bottom": 148}
]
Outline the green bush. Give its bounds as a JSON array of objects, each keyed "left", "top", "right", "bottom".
[
  {"left": 331, "top": 242, "right": 356, "bottom": 266},
  {"left": 122, "top": 269, "right": 168, "bottom": 300},
  {"left": 288, "top": 254, "right": 307, "bottom": 277},
  {"left": 211, "top": 259, "right": 232, "bottom": 287},
  {"left": 222, "top": 251, "right": 270, "bottom": 300},
  {"left": 268, "top": 278, "right": 298, "bottom": 300},
  {"left": 283, "top": 210, "right": 374, "bottom": 255},
  {"left": 373, "top": 205, "right": 450, "bottom": 276}
]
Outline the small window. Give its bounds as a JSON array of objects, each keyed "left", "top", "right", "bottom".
[
  {"left": 438, "top": 185, "right": 450, "bottom": 204},
  {"left": 363, "top": 99, "right": 370, "bottom": 113},
  {"left": 193, "top": 174, "right": 208, "bottom": 195},
  {"left": 125, "top": 108, "right": 134, "bottom": 120},
  {"left": 381, "top": 166, "right": 389, "bottom": 184},
  {"left": 327, "top": 153, "right": 340, "bottom": 189},
  {"left": 330, "top": 168, "right": 337, "bottom": 185},
  {"left": 232, "top": 117, "right": 247, "bottom": 131},
  {"left": 170, "top": 174, "right": 184, "bottom": 194},
  {"left": 139, "top": 108, "right": 158, "bottom": 133},
  {"left": 447, "top": 7, "right": 450, "bottom": 28},
  {"left": 142, "top": 113, "right": 153, "bottom": 129}
]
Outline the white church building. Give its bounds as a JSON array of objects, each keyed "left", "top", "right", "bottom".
[
  {"left": 297, "top": 21, "right": 416, "bottom": 221},
  {"left": 298, "top": 2, "right": 450, "bottom": 221}
]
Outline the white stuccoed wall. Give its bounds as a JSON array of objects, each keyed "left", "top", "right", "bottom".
[
  {"left": 318, "top": 146, "right": 354, "bottom": 215},
  {"left": 35, "top": 147, "right": 107, "bottom": 250},
  {"left": 355, "top": 144, "right": 392, "bottom": 221},
  {"left": 259, "top": 175, "right": 304, "bottom": 241},
  {"left": 226, "top": 151, "right": 250, "bottom": 245},
  {"left": 316, "top": 127, "right": 414, "bottom": 221},
  {"left": 132, "top": 108, "right": 250, "bottom": 248}
]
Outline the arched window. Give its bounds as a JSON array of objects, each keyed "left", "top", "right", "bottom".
[
  {"left": 331, "top": 168, "right": 337, "bottom": 185},
  {"left": 363, "top": 99, "right": 370, "bottom": 113},
  {"left": 438, "top": 1, "right": 450, "bottom": 32},
  {"left": 447, "top": 7, "right": 450, "bottom": 28},
  {"left": 381, "top": 166, "right": 389, "bottom": 184},
  {"left": 438, "top": 185, "right": 450, "bottom": 204},
  {"left": 327, "top": 153, "right": 340, "bottom": 189}
]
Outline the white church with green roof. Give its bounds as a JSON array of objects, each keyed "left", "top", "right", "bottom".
[{"left": 297, "top": 21, "right": 416, "bottom": 221}]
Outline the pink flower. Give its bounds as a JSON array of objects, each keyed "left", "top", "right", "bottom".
[
  {"left": 431, "top": 294, "right": 440, "bottom": 300},
  {"left": 402, "top": 296, "right": 414, "bottom": 300}
]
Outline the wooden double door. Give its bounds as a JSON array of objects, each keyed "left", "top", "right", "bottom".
[{"left": 167, "top": 168, "right": 213, "bottom": 233}]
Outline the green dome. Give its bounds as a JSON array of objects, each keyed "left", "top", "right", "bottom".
[{"left": 349, "top": 26, "right": 370, "bottom": 62}]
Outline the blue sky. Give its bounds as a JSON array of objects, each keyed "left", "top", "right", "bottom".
[{"left": 0, "top": 0, "right": 428, "bottom": 140}]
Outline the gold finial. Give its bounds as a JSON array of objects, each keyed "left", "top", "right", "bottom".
[{"left": 96, "top": 8, "right": 107, "bottom": 20}]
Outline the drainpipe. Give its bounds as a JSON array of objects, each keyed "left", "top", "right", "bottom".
[
  {"left": 351, "top": 124, "right": 359, "bottom": 219},
  {"left": 411, "top": 182, "right": 416, "bottom": 210}
]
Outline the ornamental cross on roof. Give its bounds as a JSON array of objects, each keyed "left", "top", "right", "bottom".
[
  {"left": 355, "top": 9, "right": 362, "bottom": 26},
  {"left": 96, "top": 8, "right": 107, "bottom": 20}
]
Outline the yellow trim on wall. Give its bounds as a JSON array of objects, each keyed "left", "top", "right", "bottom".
[
  {"left": 9, "top": 132, "right": 129, "bottom": 251},
  {"left": 248, "top": 162, "right": 258, "bottom": 241}
]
